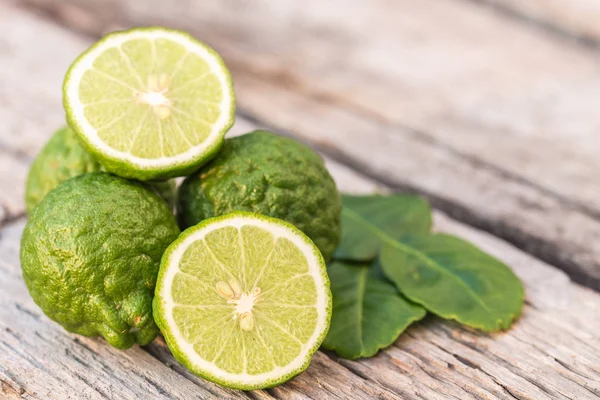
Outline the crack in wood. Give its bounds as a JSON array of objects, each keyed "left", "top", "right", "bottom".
[
  {"left": 14, "top": 303, "right": 41, "bottom": 321},
  {"left": 66, "top": 339, "right": 132, "bottom": 391},
  {"left": 494, "top": 381, "right": 522, "bottom": 400},
  {"left": 71, "top": 337, "right": 100, "bottom": 357},
  {"left": 0, "top": 336, "right": 57, "bottom": 382},
  {"left": 506, "top": 334, "right": 600, "bottom": 398},
  {"left": 140, "top": 341, "right": 255, "bottom": 399},
  {"left": 246, "top": 391, "right": 277, "bottom": 400},
  {"left": 553, "top": 357, "right": 600, "bottom": 385},
  {"left": 64, "top": 348, "right": 90, "bottom": 368},
  {"left": 141, "top": 375, "right": 171, "bottom": 398},
  {"left": 421, "top": 339, "right": 524, "bottom": 400},
  {"left": 0, "top": 369, "right": 27, "bottom": 398},
  {"left": 435, "top": 325, "right": 600, "bottom": 399},
  {"left": 0, "top": 380, "right": 24, "bottom": 398},
  {"left": 71, "top": 370, "right": 111, "bottom": 399},
  {"left": 320, "top": 352, "right": 420, "bottom": 400},
  {"left": 452, "top": 354, "right": 481, "bottom": 371}
]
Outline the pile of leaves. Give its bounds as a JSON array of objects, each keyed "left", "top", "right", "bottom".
[{"left": 322, "top": 194, "right": 524, "bottom": 360}]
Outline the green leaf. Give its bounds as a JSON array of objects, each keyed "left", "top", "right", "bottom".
[
  {"left": 334, "top": 194, "right": 432, "bottom": 261},
  {"left": 322, "top": 260, "right": 426, "bottom": 359},
  {"left": 380, "top": 234, "right": 524, "bottom": 331}
]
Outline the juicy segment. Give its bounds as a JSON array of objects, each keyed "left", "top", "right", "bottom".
[
  {"left": 171, "top": 225, "right": 319, "bottom": 376},
  {"left": 78, "top": 36, "right": 223, "bottom": 159}
]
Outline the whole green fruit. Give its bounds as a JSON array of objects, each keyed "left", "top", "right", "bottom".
[
  {"left": 20, "top": 173, "right": 180, "bottom": 349},
  {"left": 177, "top": 130, "right": 341, "bottom": 261},
  {"left": 25, "top": 126, "right": 177, "bottom": 213},
  {"left": 25, "top": 126, "right": 102, "bottom": 213}
]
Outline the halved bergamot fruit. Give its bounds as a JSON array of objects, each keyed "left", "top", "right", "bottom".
[
  {"left": 63, "top": 27, "right": 235, "bottom": 181},
  {"left": 153, "top": 212, "right": 332, "bottom": 390}
]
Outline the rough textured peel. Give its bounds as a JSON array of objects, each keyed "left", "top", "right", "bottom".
[
  {"left": 177, "top": 130, "right": 341, "bottom": 261},
  {"left": 21, "top": 173, "right": 180, "bottom": 349}
]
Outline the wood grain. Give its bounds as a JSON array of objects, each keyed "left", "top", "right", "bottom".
[
  {"left": 472, "top": 0, "right": 600, "bottom": 45},
  {"left": 2, "top": 159, "right": 600, "bottom": 399},
  {"left": 14, "top": 0, "right": 600, "bottom": 289},
  {"left": 0, "top": 150, "right": 28, "bottom": 224},
  {"left": 1, "top": 2, "right": 600, "bottom": 399}
]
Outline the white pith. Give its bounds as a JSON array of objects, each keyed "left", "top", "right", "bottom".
[
  {"left": 138, "top": 90, "right": 170, "bottom": 107},
  {"left": 233, "top": 292, "right": 257, "bottom": 315},
  {"left": 64, "top": 28, "right": 234, "bottom": 168},
  {"left": 159, "top": 216, "right": 329, "bottom": 385}
]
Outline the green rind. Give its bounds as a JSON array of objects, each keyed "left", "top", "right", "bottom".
[
  {"left": 63, "top": 26, "right": 236, "bottom": 181},
  {"left": 177, "top": 130, "right": 342, "bottom": 261},
  {"left": 25, "top": 126, "right": 103, "bottom": 213},
  {"left": 153, "top": 211, "right": 332, "bottom": 390},
  {"left": 380, "top": 234, "right": 524, "bottom": 332},
  {"left": 20, "top": 173, "right": 180, "bottom": 349},
  {"left": 25, "top": 126, "right": 178, "bottom": 212}
]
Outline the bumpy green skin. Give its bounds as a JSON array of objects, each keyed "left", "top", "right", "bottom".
[
  {"left": 177, "top": 130, "right": 342, "bottom": 261},
  {"left": 20, "top": 173, "right": 180, "bottom": 349},
  {"left": 25, "top": 126, "right": 102, "bottom": 213},
  {"left": 25, "top": 126, "right": 177, "bottom": 213}
]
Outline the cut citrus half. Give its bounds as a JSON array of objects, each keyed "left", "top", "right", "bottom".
[
  {"left": 153, "top": 212, "right": 332, "bottom": 390},
  {"left": 63, "top": 27, "right": 235, "bottom": 180}
]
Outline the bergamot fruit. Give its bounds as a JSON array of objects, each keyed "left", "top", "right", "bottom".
[
  {"left": 25, "top": 126, "right": 102, "bottom": 213},
  {"left": 150, "top": 179, "right": 177, "bottom": 211},
  {"left": 177, "top": 130, "right": 341, "bottom": 261},
  {"left": 153, "top": 211, "right": 332, "bottom": 389},
  {"left": 20, "top": 173, "right": 180, "bottom": 349},
  {"left": 63, "top": 27, "right": 236, "bottom": 181},
  {"left": 25, "top": 126, "right": 177, "bottom": 212}
]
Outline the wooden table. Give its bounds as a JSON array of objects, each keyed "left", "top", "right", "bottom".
[{"left": 1, "top": 1, "right": 599, "bottom": 398}]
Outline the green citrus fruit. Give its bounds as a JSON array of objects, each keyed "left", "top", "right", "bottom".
[
  {"left": 20, "top": 173, "right": 180, "bottom": 349},
  {"left": 177, "top": 130, "right": 341, "bottom": 261},
  {"left": 63, "top": 27, "right": 236, "bottom": 181},
  {"left": 153, "top": 211, "right": 332, "bottom": 389},
  {"left": 25, "top": 126, "right": 102, "bottom": 213},
  {"left": 25, "top": 126, "right": 177, "bottom": 213},
  {"left": 150, "top": 179, "right": 177, "bottom": 211}
]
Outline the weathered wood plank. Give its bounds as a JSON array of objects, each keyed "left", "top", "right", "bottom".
[
  {"left": 0, "top": 8, "right": 407, "bottom": 395},
  {"left": 1, "top": 2, "right": 599, "bottom": 399},
  {"left": 2, "top": 215, "right": 278, "bottom": 400},
  {"left": 20, "top": 0, "right": 600, "bottom": 211},
  {"left": 0, "top": 221, "right": 398, "bottom": 400},
  {"left": 2, "top": 157, "right": 600, "bottom": 399},
  {"left": 0, "top": 227, "right": 258, "bottom": 400},
  {"left": 0, "top": 151, "right": 28, "bottom": 224},
  {"left": 0, "top": 2, "right": 83, "bottom": 157},
  {"left": 14, "top": 0, "right": 600, "bottom": 289},
  {"left": 329, "top": 162, "right": 600, "bottom": 400}
]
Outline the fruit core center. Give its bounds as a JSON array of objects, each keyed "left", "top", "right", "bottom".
[
  {"left": 139, "top": 91, "right": 170, "bottom": 107},
  {"left": 134, "top": 73, "right": 172, "bottom": 119},
  {"left": 216, "top": 280, "right": 261, "bottom": 331},
  {"left": 234, "top": 292, "right": 256, "bottom": 315}
]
